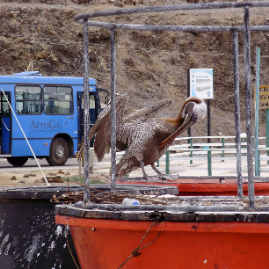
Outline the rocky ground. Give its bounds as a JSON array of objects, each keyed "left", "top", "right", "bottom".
[{"left": 0, "top": 167, "right": 111, "bottom": 187}]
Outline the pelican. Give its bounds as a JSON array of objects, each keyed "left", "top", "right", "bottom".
[{"left": 84, "top": 94, "right": 207, "bottom": 181}]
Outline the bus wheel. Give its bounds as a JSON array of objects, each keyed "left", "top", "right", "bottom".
[
  {"left": 7, "top": 157, "right": 28, "bottom": 167},
  {"left": 46, "top": 137, "right": 69, "bottom": 166}
]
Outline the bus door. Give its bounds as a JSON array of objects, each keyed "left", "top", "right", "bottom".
[
  {"left": 77, "top": 92, "right": 98, "bottom": 147},
  {"left": 0, "top": 92, "right": 11, "bottom": 154}
]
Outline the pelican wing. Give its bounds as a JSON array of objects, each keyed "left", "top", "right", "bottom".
[
  {"left": 116, "top": 147, "right": 141, "bottom": 177},
  {"left": 124, "top": 99, "right": 174, "bottom": 124},
  {"left": 78, "top": 93, "right": 128, "bottom": 162},
  {"left": 93, "top": 93, "right": 128, "bottom": 161}
]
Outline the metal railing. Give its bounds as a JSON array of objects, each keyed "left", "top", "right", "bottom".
[
  {"left": 91, "top": 134, "right": 269, "bottom": 177},
  {"left": 165, "top": 135, "right": 268, "bottom": 177}
]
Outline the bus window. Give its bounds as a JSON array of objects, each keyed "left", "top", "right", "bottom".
[
  {"left": 78, "top": 93, "right": 97, "bottom": 124},
  {"left": 44, "top": 86, "right": 73, "bottom": 115},
  {"left": 90, "top": 95, "right": 96, "bottom": 124},
  {"left": 97, "top": 88, "right": 109, "bottom": 110},
  {"left": 90, "top": 95, "right": 95, "bottom": 109},
  {"left": 1, "top": 92, "right": 10, "bottom": 115},
  {"left": 15, "top": 86, "right": 42, "bottom": 114}
]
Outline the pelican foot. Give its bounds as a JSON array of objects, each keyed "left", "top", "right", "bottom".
[
  {"left": 142, "top": 175, "right": 165, "bottom": 182},
  {"left": 159, "top": 174, "right": 179, "bottom": 181},
  {"left": 146, "top": 175, "right": 160, "bottom": 182},
  {"left": 160, "top": 176, "right": 167, "bottom": 181}
]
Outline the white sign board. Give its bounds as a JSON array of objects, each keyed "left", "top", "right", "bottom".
[{"left": 189, "top": 68, "right": 214, "bottom": 100}]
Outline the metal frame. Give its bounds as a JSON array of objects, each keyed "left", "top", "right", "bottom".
[{"left": 75, "top": 1, "right": 269, "bottom": 208}]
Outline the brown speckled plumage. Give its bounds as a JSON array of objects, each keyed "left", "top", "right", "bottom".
[{"left": 88, "top": 93, "right": 207, "bottom": 180}]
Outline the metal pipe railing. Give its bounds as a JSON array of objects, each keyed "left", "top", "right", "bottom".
[
  {"left": 255, "top": 47, "right": 261, "bottom": 177},
  {"left": 233, "top": 29, "right": 243, "bottom": 197},
  {"left": 243, "top": 7, "right": 255, "bottom": 208},
  {"left": 74, "top": 1, "right": 269, "bottom": 22},
  {"left": 76, "top": 1, "right": 269, "bottom": 208},
  {"left": 110, "top": 28, "right": 117, "bottom": 192},
  {"left": 82, "top": 19, "right": 91, "bottom": 205}
]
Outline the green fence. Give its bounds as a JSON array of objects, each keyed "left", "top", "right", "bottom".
[{"left": 90, "top": 134, "right": 269, "bottom": 177}]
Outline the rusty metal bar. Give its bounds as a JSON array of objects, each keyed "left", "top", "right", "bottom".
[
  {"left": 83, "top": 19, "right": 90, "bottom": 204},
  {"left": 83, "top": 21, "right": 269, "bottom": 33},
  {"left": 85, "top": 21, "right": 244, "bottom": 32},
  {"left": 79, "top": 202, "right": 264, "bottom": 213},
  {"left": 244, "top": 7, "right": 255, "bottom": 208},
  {"left": 74, "top": 1, "right": 269, "bottom": 21},
  {"left": 76, "top": 2, "right": 269, "bottom": 207},
  {"left": 110, "top": 28, "right": 117, "bottom": 192},
  {"left": 254, "top": 47, "right": 261, "bottom": 176},
  {"left": 233, "top": 30, "right": 243, "bottom": 198}
]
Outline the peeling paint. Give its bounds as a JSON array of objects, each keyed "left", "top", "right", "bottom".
[
  {"left": 24, "top": 233, "right": 41, "bottom": 263},
  {"left": 49, "top": 241, "right": 56, "bottom": 251},
  {"left": 55, "top": 225, "right": 63, "bottom": 239},
  {"left": 0, "top": 234, "right": 9, "bottom": 254},
  {"left": 51, "top": 262, "right": 62, "bottom": 269},
  {"left": 4, "top": 242, "right": 11, "bottom": 255}
]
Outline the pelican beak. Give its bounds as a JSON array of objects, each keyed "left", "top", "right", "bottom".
[
  {"left": 159, "top": 112, "right": 197, "bottom": 149},
  {"left": 179, "top": 113, "right": 198, "bottom": 131}
]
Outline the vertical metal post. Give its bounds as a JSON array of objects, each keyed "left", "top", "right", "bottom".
[
  {"left": 187, "top": 69, "right": 192, "bottom": 140},
  {"left": 221, "top": 138, "right": 225, "bottom": 162},
  {"left": 110, "top": 28, "right": 117, "bottom": 192},
  {"left": 206, "top": 148, "right": 212, "bottom": 176},
  {"left": 254, "top": 47, "right": 261, "bottom": 176},
  {"left": 266, "top": 110, "right": 269, "bottom": 164},
  {"left": 207, "top": 100, "right": 212, "bottom": 176},
  {"left": 257, "top": 150, "right": 260, "bottom": 175},
  {"left": 244, "top": 7, "right": 255, "bottom": 207},
  {"left": 232, "top": 137, "right": 234, "bottom": 156},
  {"left": 207, "top": 100, "right": 211, "bottom": 140},
  {"left": 233, "top": 30, "right": 243, "bottom": 197},
  {"left": 190, "top": 138, "right": 193, "bottom": 164},
  {"left": 83, "top": 19, "right": 90, "bottom": 204},
  {"left": 166, "top": 151, "right": 170, "bottom": 174}
]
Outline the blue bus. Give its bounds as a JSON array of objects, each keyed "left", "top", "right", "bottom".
[{"left": 0, "top": 71, "right": 107, "bottom": 166}]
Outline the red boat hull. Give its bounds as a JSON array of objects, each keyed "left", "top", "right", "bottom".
[
  {"left": 117, "top": 177, "right": 269, "bottom": 196},
  {"left": 56, "top": 215, "right": 269, "bottom": 269}
]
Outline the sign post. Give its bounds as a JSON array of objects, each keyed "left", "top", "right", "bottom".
[{"left": 189, "top": 68, "right": 214, "bottom": 175}]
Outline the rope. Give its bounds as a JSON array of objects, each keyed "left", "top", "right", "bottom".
[
  {"left": 118, "top": 221, "right": 162, "bottom": 269},
  {"left": 1, "top": 89, "right": 50, "bottom": 185},
  {"left": 1, "top": 118, "right": 10, "bottom": 131},
  {"left": 65, "top": 225, "right": 81, "bottom": 269}
]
